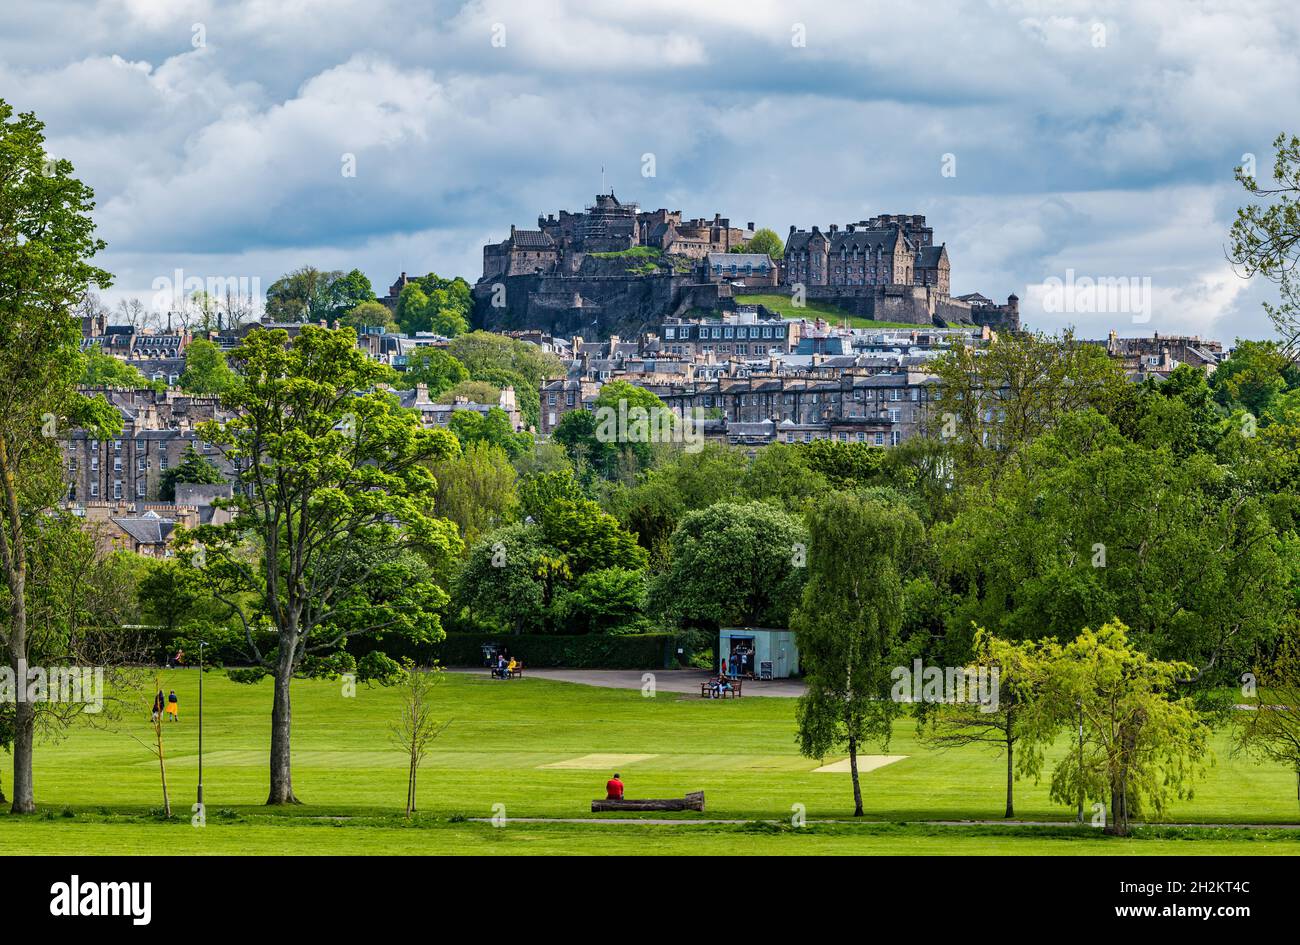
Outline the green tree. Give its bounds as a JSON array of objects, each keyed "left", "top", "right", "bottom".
[
  {"left": 557, "top": 567, "right": 648, "bottom": 635},
  {"left": 341, "top": 300, "right": 397, "bottom": 333},
  {"left": 604, "top": 444, "right": 748, "bottom": 562},
  {"left": 178, "top": 338, "right": 239, "bottom": 396},
  {"left": 81, "top": 348, "right": 163, "bottom": 390},
  {"left": 1034, "top": 620, "right": 1211, "bottom": 836},
  {"left": 396, "top": 274, "right": 472, "bottom": 337},
  {"left": 930, "top": 329, "right": 1126, "bottom": 487},
  {"left": 917, "top": 629, "right": 1055, "bottom": 818},
  {"left": 1209, "top": 339, "right": 1296, "bottom": 418},
  {"left": 937, "top": 409, "right": 1287, "bottom": 677},
  {"left": 739, "top": 442, "right": 828, "bottom": 511},
  {"left": 137, "top": 558, "right": 211, "bottom": 633},
  {"left": 429, "top": 441, "right": 518, "bottom": 549},
  {"left": 437, "top": 379, "right": 501, "bottom": 405},
  {"left": 265, "top": 266, "right": 342, "bottom": 322},
  {"left": 652, "top": 500, "right": 807, "bottom": 631},
  {"left": 158, "top": 444, "right": 225, "bottom": 501},
  {"left": 328, "top": 268, "right": 376, "bottom": 318},
  {"left": 735, "top": 227, "right": 784, "bottom": 259},
  {"left": 0, "top": 101, "right": 121, "bottom": 812},
  {"left": 1234, "top": 626, "right": 1300, "bottom": 806},
  {"left": 448, "top": 407, "right": 532, "bottom": 461},
  {"left": 1229, "top": 133, "right": 1300, "bottom": 352},
  {"left": 795, "top": 492, "right": 924, "bottom": 816},
  {"left": 555, "top": 380, "right": 672, "bottom": 480},
  {"left": 401, "top": 348, "right": 468, "bottom": 396},
  {"left": 185, "top": 325, "right": 462, "bottom": 804}
]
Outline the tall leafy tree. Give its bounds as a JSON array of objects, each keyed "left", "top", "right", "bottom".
[
  {"left": 400, "top": 348, "right": 468, "bottom": 396},
  {"left": 186, "top": 325, "right": 461, "bottom": 804},
  {"left": 938, "top": 410, "right": 1287, "bottom": 678},
  {"left": 429, "top": 440, "right": 518, "bottom": 549},
  {"left": 0, "top": 101, "right": 120, "bottom": 812},
  {"left": 328, "top": 268, "right": 376, "bottom": 318},
  {"left": 795, "top": 492, "right": 923, "bottom": 816},
  {"left": 930, "top": 329, "right": 1126, "bottom": 488},
  {"left": 917, "top": 629, "right": 1056, "bottom": 818},
  {"left": 1234, "top": 626, "right": 1300, "bottom": 806},
  {"left": 1229, "top": 133, "right": 1300, "bottom": 354},
  {"left": 652, "top": 500, "right": 807, "bottom": 631},
  {"left": 264, "top": 266, "right": 342, "bottom": 323},
  {"left": 178, "top": 338, "right": 239, "bottom": 396},
  {"left": 1033, "top": 621, "right": 1211, "bottom": 836},
  {"left": 81, "top": 348, "right": 162, "bottom": 390}
]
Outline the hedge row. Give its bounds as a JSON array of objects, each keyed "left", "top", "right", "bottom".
[{"left": 141, "top": 626, "right": 680, "bottom": 671}]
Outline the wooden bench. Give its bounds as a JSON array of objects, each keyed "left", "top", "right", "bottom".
[
  {"left": 699, "top": 676, "right": 742, "bottom": 698},
  {"left": 591, "top": 791, "right": 705, "bottom": 813},
  {"left": 490, "top": 663, "right": 524, "bottom": 679}
]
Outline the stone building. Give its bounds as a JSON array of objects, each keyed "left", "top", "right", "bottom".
[
  {"left": 1091, "top": 330, "right": 1226, "bottom": 380},
  {"left": 481, "top": 193, "right": 753, "bottom": 282},
  {"left": 396, "top": 384, "right": 524, "bottom": 431},
  {"left": 659, "top": 311, "right": 797, "bottom": 358},
  {"left": 63, "top": 388, "right": 234, "bottom": 505},
  {"left": 703, "top": 252, "right": 779, "bottom": 287}
]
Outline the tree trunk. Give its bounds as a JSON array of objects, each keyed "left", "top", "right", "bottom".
[
  {"left": 591, "top": 792, "right": 704, "bottom": 812},
  {"left": 406, "top": 754, "right": 416, "bottom": 816},
  {"left": 848, "top": 734, "right": 863, "bottom": 817},
  {"left": 10, "top": 697, "right": 34, "bottom": 813},
  {"left": 266, "top": 662, "right": 299, "bottom": 805},
  {"left": 1004, "top": 729, "right": 1015, "bottom": 819},
  {"left": 1, "top": 443, "right": 34, "bottom": 814},
  {"left": 1106, "top": 771, "right": 1128, "bottom": 836}
]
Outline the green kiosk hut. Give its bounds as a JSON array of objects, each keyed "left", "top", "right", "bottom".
[{"left": 718, "top": 627, "right": 799, "bottom": 679}]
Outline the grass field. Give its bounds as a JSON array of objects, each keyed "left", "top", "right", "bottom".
[
  {"left": 735, "top": 293, "right": 926, "bottom": 330},
  {"left": 2, "top": 670, "right": 1298, "bottom": 855}
]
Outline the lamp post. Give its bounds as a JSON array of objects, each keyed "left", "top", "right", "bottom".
[{"left": 197, "top": 640, "right": 205, "bottom": 807}]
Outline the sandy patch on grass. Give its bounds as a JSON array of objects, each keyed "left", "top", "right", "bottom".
[
  {"left": 540, "top": 753, "right": 659, "bottom": 769},
  {"left": 813, "top": 755, "right": 908, "bottom": 774}
]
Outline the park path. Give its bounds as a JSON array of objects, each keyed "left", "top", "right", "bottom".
[{"left": 449, "top": 667, "right": 806, "bottom": 697}]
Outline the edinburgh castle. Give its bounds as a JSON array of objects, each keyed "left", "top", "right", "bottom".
[{"left": 472, "top": 193, "right": 1019, "bottom": 339}]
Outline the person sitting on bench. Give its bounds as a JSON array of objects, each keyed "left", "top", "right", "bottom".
[{"left": 605, "top": 773, "right": 624, "bottom": 801}]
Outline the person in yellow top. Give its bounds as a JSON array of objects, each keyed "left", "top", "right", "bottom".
[{"left": 506, "top": 658, "right": 518, "bottom": 677}]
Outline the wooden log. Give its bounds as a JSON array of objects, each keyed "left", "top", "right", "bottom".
[{"left": 591, "top": 791, "right": 705, "bottom": 813}]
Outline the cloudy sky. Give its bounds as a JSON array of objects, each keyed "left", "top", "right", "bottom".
[{"left": 3, "top": 0, "right": 1297, "bottom": 340}]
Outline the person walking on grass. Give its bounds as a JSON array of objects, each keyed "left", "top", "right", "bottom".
[
  {"left": 165, "top": 689, "right": 179, "bottom": 722},
  {"left": 605, "top": 773, "right": 624, "bottom": 801},
  {"left": 151, "top": 690, "right": 165, "bottom": 723}
]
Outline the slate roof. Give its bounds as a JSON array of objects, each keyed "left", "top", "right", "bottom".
[
  {"left": 112, "top": 510, "right": 177, "bottom": 546},
  {"left": 510, "top": 229, "right": 554, "bottom": 249}
]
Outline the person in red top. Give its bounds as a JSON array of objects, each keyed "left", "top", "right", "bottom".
[{"left": 605, "top": 773, "right": 624, "bottom": 800}]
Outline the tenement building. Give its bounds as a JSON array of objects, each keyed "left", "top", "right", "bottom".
[{"left": 63, "top": 388, "right": 235, "bottom": 505}]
